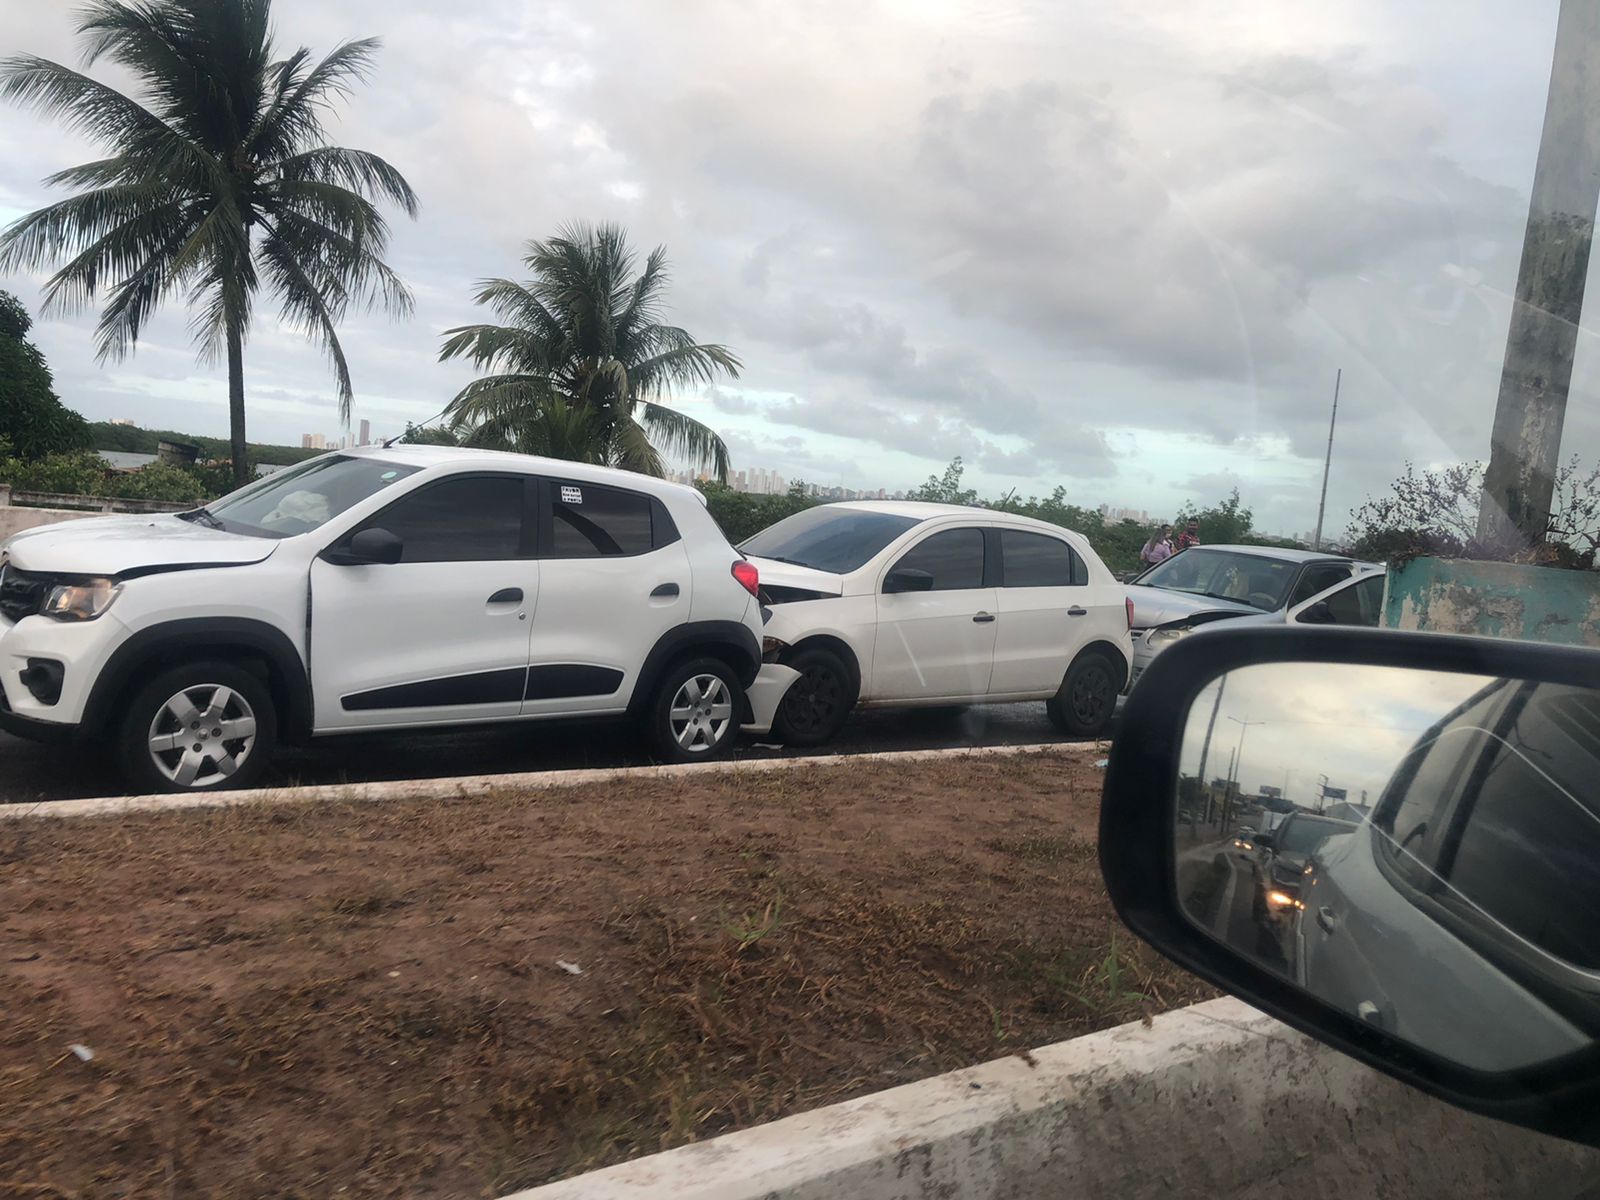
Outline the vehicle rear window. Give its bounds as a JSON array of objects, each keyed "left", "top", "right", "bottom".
[
  {"left": 549, "top": 481, "right": 655, "bottom": 557},
  {"left": 740, "top": 506, "right": 922, "bottom": 574},
  {"left": 1277, "top": 815, "right": 1357, "bottom": 854},
  {"left": 1001, "top": 530, "right": 1081, "bottom": 587}
]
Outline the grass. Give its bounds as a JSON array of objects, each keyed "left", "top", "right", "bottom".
[{"left": 0, "top": 748, "right": 1212, "bottom": 1198}]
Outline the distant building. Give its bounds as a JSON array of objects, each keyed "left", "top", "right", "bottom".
[
  {"left": 301, "top": 433, "right": 327, "bottom": 450},
  {"left": 358, "top": 419, "right": 371, "bottom": 446},
  {"left": 109, "top": 417, "right": 136, "bottom": 427}
]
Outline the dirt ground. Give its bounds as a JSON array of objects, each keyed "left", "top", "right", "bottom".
[{"left": 1, "top": 749, "right": 1211, "bottom": 1199}]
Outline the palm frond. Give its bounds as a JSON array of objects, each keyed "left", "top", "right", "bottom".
[
  {"left": 639, "top": 401, "right": 730, "bottom": 482},
  {"left": 269, "top": 206, "right": 412, "bottom": 316},
  {"left": 630, "top": 336, "right": 743, "bottom": 397},
  {"left": 272, "top": 145, "right": 419, "bottom": 216},
  {"left": 258, "top": 220, "right": 353, "bottom": 416},
  {"left": 0, "top": 183, "right": 185, "bottom": 273},
  {"left": 249, "top": 38, "right": 381, "bottom": 159},
  {"left": 611, "top": 416, "right": 667, "bottom": 477}
]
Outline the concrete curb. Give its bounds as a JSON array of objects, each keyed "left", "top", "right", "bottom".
[
  {"left": 505, "top": 996, "right": 1600, "bottom": 1200},
  {"left": 0, "top": 740, "right": 1097, "bottom": 821}
]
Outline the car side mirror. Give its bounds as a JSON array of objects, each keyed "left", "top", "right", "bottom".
[
  {"left": 884, "top": 568, "right": 934, "bottom": 594},
  {"left": 325, "top": 526, "right": 404, "bottom": 566},
  {"left": 1251, "top": 831, "right": 1274, "bottom": 850},
  {"left": 1100, "top": 624, "right": 1600, "bottom": 1148}
]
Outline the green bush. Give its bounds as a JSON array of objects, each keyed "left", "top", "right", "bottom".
[
  {"left": 104, "top": 461, "right": 210, "bottom": 503},
  {"left": 0, "top": 450, "right": 111, "bottom": 496}
]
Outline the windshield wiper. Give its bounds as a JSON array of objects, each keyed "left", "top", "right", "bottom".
[{"left": 182, "top": 507, "right": 225, "bottom": 530}]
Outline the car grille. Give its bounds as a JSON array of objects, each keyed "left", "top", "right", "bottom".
[{"left": 0, "top": 563, "right": 50, "bottom": 624}]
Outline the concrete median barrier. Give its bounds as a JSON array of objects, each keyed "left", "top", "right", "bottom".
[{"left": 506, "top": 996, "right": 1600, "bottom": 1200}]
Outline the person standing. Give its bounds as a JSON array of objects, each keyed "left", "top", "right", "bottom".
[
  {"left": 1175, "top": 518, "right": 1201, "bottom": 552},
  {"left": 1140, "top": 523, "right": 1174, "bottom": 565}
]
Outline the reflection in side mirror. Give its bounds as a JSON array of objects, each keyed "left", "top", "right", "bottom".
[
  {"left": 1174, "top": 661, "right": 1600, "bottom": 1074},
  {"left": 884, "top": 568, "right": 934, "bottom": 594},
  {"left": 329, "top": 526, "right": 404, "bottom": 566}
]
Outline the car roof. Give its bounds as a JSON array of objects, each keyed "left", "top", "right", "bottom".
[
  {"left": 324, "top": 445, "right": 704, "bottom": 502},
  {"left": 1178, "top": 543, "right": 1363, "bottom": 564}
]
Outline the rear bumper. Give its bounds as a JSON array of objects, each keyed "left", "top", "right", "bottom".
[{"left": 741, "top": 663, "right": 800, "bottom": 735}]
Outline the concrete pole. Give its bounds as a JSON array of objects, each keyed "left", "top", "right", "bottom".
[
  {"left": 1478, "top": 0, "right": 1600, "bottom": 551},
  {"left": 1312, "top": 368, "right": 1341, "bottom": 552}
]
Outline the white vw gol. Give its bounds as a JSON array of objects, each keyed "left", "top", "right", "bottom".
[{"left": 736, "top": 502, "right": 1134, "bottom": 746}]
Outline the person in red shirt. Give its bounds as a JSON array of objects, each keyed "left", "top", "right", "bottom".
[{"left": 1175, "top": 518, "right": 1201, "bottom": 551}]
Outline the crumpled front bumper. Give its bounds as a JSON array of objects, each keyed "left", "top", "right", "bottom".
[{"left": 740, "top": 663, "right": 800, "bottom": 735}]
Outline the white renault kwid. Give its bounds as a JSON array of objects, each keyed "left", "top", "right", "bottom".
[
  {"left": 740, "top": 501, "right": 1133, "bottom": 746},
  {"left": 0, "top": 446, "right": 766, "bottom": 792}
]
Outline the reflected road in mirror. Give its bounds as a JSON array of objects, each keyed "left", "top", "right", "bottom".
[{"left": 1174, "top": 662, "right": 1600, "bottom": 1073}]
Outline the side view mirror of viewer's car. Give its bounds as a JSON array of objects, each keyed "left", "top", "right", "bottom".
[
  {"left": 1100, "top": 624, "right": 1600, "bottom": 1148},
  {"left": 323, "top": 527, "right": 404, "bottom": 566},
  {"left": 883, "top": 568, "right": 934, "bottom": 594}
]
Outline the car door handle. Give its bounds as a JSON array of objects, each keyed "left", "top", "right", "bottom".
[
  {"left": 487, "top": 588, "right": 523, "bottom": 604},
  {"left": 973, "top": 612, "right": 996, "bottom": 623},
  {"left": 1316, "top": 906, "right": 1338, "bottom": 935},
  {"left": 1067, "top": 606, "right": 1088, "bottom": 617},
  {"left": 650, "top": 582, "right": 680, "bottom": 598}
]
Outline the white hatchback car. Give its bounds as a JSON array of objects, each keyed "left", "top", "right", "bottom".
[
  {"left": 0, "top": 446, "right": 765, "bottom": 792},
  {"left": 740, "top": 502, "right": 1133, "bottom": 745}
]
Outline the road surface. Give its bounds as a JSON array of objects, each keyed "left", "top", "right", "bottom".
[{"left": 0, "top": 701, "right": 1107, "bottom": 804}]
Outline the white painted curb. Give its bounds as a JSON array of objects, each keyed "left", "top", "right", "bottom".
[
  {"left": 0, "top": 740, "right": 1098, "bottom": 821},
  {"left": 503, "top": 996, "right": 1600, "bottom": 1200}
]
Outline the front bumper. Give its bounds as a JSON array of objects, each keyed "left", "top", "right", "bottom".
[
  {"left": 0, "top": 611, "right": 121, "bottom": 733},
  {"left": 740, "top": 663, "right": 800, "bottom": 735}
]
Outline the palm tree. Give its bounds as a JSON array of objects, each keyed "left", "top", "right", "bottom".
[
  {"left": 0, "top": 0, "right": 416, "bottom": 486},
  {"left": 440, "top": 222, "right": 738, "bottom": 481}
]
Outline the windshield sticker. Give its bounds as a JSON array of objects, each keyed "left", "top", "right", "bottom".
[{"left": 561, "top": 486, "right": 583, "bottom": 505}]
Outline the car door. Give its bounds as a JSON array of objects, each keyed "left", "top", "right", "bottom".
[
  {"left": 309, "top": 472, "right": 538, "bottom": 730},
  {"left": 989, "top": 528, "right": 1113, "bottom": 697},
  {"left": 870, "top": 525, "right": 996, "bottom": 700},
  {"left": 1290, "top": 571, "right": 1385, "bottom": 626},
  {"left": 1285, "top": 562, "right": 1355, "bottom": 611},
  {"left": 523, "top": 478, "right": 691, "bottom": 716}
]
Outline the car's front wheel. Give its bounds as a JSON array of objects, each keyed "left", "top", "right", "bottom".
[
  {"left": 1046, "top": 650, "right": 1119, "bottom": 738},
  {"left": 117, "top": 660, "right": 277, "bottom": 793},
  {"left": 771, "top": 646, "right": 855, "bottom": 746},
  {"left": 647, "top": 656, "right": 744, "bottom": 763}
]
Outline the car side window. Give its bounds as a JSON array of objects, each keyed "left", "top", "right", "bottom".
[
  {"left": 1000, "top": 530, "right": 1080, "bottom": 587},
  {"left": 363, "top": 474, "right": 529, "bottom": 563},
  {"left": 1324, "top": 574, "right": 1383, "bottom": 626},
  {"left": 549, "top": 481, "right": 654, "bottom": 557},
  {"left": 890, "top": 528, "right": 985, "bottom": 591},
  {"left": 1290, "top": 564, "right": 1353, "bottom": 606}
]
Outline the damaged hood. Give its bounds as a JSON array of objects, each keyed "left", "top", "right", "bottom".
[
  {"left": 746, "top": 556, "right": 846, "bottom": 600},
  {"left": 1126, "top": 584, "right": 1260, "bottom": 629},
  {"left": 2, "top": 514, "right": 279, "bottom": 576}
]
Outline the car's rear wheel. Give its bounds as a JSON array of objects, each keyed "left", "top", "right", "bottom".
[
  {"left": 647, "top": 655, "right": 744, "bottom": 763},
  {"left": 771, "top": 647, "right": 855, "bottom": 746},
  {"left": 1046, "top": 651, "right": 1118, "bottom": 738},
  {"left": 117, "top": 660, "right": 277, "bottom": 793}
]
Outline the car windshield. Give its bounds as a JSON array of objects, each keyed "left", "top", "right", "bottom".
[
  {"left": 200, "top": 455, "right": 421, "bottom": 538},
  {"left": 1136, "top": 549, "right": 1300, "bottom": 612},
  {"left": 741, "top": 506, "right": 923, "bottom": 574},
  {"left": 1278, "top": 815, "right": 1357, "bottom": 855}
]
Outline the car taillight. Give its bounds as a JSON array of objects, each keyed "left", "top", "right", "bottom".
[
  {"left": 1125, "top": 597, "right": 1135, "bottom": 630},
  {"left": 732, "top": 559, "right": 760, "bottom": 597}
]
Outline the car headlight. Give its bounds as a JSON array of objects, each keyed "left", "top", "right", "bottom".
[
  {"left": 1145, "top": 626, "right": 1192, "bottom": 650},
  {"left": 42, "top": 578, "right": 122, "bottom": 621}
]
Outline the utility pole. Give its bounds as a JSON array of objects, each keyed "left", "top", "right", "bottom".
[
  {"left": 1192, "top": 676, "right": 1227, "bottom": 833},
  {"left": 1224, "top": 716, "right": 1263, "bottom": 833},
  {"left": 1312, "top": 368, "right": 1341, "bottom": 551},
  {"left": 1478, "top": 0, "right": 1600, "bottom": 551}
]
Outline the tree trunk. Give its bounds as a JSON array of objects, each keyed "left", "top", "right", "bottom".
[
  {"left": 226, "top": 311, "right": 248, "bottom": 490},
  {"left": 1477, "top": 0, "right": 1600, "bottom": 552}
]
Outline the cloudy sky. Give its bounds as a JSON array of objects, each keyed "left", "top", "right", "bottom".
[
  {"left": 0, "top": 0, "right": 1590, "bottom": 533},
  {"left": 1180, "top": 662, "right": 1494, "bottom": 807}
]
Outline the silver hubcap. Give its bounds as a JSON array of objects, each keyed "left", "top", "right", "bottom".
[
  {"left": 669, "top": 673, "right": 733, "bottom": 753},
  {"left": 147, "top": 684, "right": 258, "bottom": 788}
]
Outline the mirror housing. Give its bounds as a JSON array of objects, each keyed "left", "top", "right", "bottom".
[
  {"left": 1101, "top": 624, "right": 1600, "bottom": 1148},
  {"left": 884, "top": 568, "right": 935, "bottom": 594},
  {"left": 325, "top": 527, "right": 404, "bottom": 566}
]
